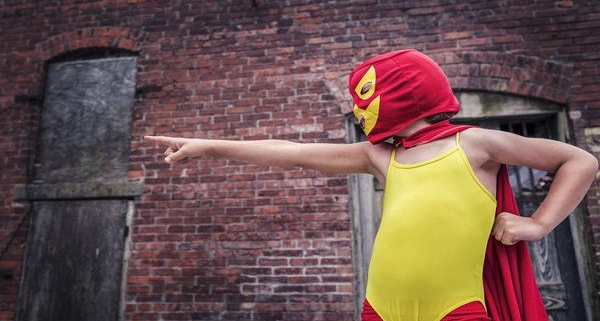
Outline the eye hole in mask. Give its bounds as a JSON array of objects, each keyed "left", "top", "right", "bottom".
[
  {"left": 354, "top": 66, "right": 376, "bottom": 100},
  {"left": 361, "top": 82, "right": 372, "bottom": 95}
]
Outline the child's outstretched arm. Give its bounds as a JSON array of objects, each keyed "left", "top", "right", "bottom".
[
  {"left": 481, "top": 129, "right": 599, "bottom": 245},
  {"left": 144, "top": 135, "right": 388, "bottom": 182}
]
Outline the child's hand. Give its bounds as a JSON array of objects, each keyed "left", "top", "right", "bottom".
[
  {"left": 491, "top": 212, "right": 546, "bottom": 245},
  {"left": 144, "top": 136, "right": 202, "bottom": 164}
]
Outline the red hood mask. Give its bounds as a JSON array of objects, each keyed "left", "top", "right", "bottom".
[{"left": 348, "top": 49, "right": 460, "bottom": 144}]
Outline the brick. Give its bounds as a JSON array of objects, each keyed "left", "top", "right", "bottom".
[{"left": 3, "top": 1, "right": 600, "bottom": 320}]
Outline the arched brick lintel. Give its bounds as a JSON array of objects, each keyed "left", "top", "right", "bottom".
[
  {"left": 35, "top": 27, "right": 143, "bottom": 62},
  {"left": 429, "top": 51, "right": 574, "bottom": 104},
  {"left": 335, "top": 51, "right": 574, "bottom": 116}
]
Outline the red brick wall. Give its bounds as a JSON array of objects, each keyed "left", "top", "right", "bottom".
[{"left": 1, "top": 1, "right": 599, "bottom": 320}]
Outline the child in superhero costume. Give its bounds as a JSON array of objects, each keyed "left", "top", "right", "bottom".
[{"left": 145, "top": 50, "right": 598, "bottom": 321}]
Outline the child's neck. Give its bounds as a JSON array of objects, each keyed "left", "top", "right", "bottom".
[{"left": 396, "top": 119, "right": 432, "bottom": 138}]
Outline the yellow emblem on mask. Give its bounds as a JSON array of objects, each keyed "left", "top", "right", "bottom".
[{"left": 353, "top": 66, "right": 380, "bottom": 135}]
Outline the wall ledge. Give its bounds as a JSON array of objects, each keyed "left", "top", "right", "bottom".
[{"left": 13, "top": 181, "right": 144, "bottom": 201}]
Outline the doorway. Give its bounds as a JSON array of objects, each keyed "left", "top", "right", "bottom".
[{"left": 348, "top": 91, "right": 595, "bottom": 320}]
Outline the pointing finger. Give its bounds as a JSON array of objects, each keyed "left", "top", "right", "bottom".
[{"left": 144, "top": 135, "right": 175, "bottom": 146}]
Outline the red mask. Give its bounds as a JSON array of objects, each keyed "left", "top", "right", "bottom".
[{"left": 348, "top": 50, "right": 460, "bottom": 144}]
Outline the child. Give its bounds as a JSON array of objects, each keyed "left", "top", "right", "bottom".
[{"left": 145, "top": 50, "right": 598, "bottom": 321}]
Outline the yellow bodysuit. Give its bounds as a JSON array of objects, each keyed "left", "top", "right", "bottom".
[{"left": 366, "top": 134, "right": 496, "bottom": 321}]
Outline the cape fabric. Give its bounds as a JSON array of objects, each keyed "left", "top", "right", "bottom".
[
  {"left": 484, "top": 164, "right": 548, "bottom": 321},
  {"left": 395, "top": 122, "right": 549, "bottom": 320},
  {"left": 392, "top": 120, "right": 471, "bottom": 148}
]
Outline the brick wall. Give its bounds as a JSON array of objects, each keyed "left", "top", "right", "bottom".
[{"left": 1, "top": 1, "right": 599, "bottom": 320}]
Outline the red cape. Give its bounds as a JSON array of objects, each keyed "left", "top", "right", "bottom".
[
  {"left": 483, "top": 164, "right": 548, "bottom": 320},
  {"left": 400, "top": 122, "right": 549, "bottom": 320}
]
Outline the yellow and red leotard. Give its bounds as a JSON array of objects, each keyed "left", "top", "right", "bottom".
[{"left": 365, "top": 134, "right": 496, "bottom": 321}]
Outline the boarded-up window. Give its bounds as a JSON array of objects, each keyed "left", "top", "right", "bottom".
[{"left": 17, "top": 55, "right": 140, "bottom": 321}]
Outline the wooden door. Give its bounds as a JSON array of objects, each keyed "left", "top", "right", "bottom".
[
  {"left": 348, "top": 112, "right": 591, "bottom": 320},
  {"left": 17, "top": 54, "right": 138, "bottom": 321},
  {"left": 479, "top": 117, "right": 587, "bottom": 321}
]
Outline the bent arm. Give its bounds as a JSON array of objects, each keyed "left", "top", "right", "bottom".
[
  {"left": 485, "top": 130, "right": 598, "bottom": 241},
  {"left": 144, "top": 136, "right": 385, "bottom": 179}
]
